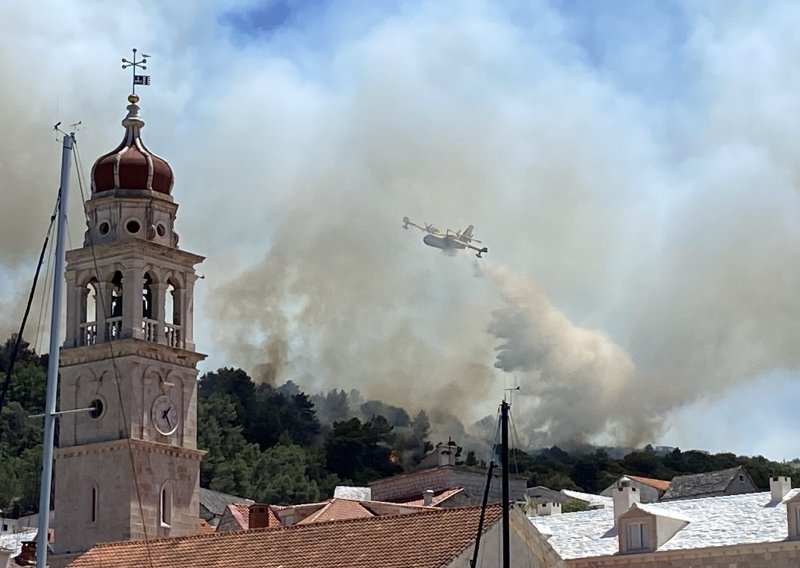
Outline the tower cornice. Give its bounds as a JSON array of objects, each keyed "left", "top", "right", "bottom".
[
  {"left": 66, "top": 238, "right": 205, "bottom": 267},
  {"left": 55, "top": 438, "right": 206, "bottom": 461},
  {"left": 60, "top": 338, "right": 206, "bottom": 368}
]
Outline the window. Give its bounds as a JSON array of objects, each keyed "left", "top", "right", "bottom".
[
  {"left": 126, "top": 219, "right": 141, "bottom": 234},
  {"left": 160, "top": 485, "right": 171, "bottom": 527},
  {"left": 627, "top": 521, "right": 650, "bottom": 550},
  {"left": 90, "top": 485, "right": 98, "bottom": 524}
]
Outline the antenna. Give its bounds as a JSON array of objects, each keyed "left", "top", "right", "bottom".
[{"left": 503, "top": 385, "right": 520, "bottom": 404}]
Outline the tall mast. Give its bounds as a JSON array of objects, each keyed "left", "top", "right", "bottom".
[
  {"left": 500, "top": 399, "right": 510, "bottom": 568},
  {"left": 36, "top": 131, "right": 74, "bottom": 568}
]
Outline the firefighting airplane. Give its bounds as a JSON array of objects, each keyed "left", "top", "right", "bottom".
[{"left": 402, "top": 216, "right": 488, "bottom": 258}]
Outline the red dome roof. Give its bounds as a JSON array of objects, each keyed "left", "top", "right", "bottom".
[{"left": 91, "top": 94, "right": 174, "bottom": 195}]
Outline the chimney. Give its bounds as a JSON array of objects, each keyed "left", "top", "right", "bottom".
[
  {"left": 436, "top": 442, "right": 456, "bottom": 467},
  {"left": 613, "top": 478, "right": 639, "bottom": 525},
  {"left": 423, "top": 489, "right": 434, "bottom": 506},
  {"left": 536, "top": 502, "right": 562, "bottom": 516},
  {"left": 771, "top": 476, "right": 792, "bottom": 502},
  {"left": 249, "top": 504, "right": 271, "bottom": 529},
  {"left": 17, "top": 540, "right": 36, "bottom": 565}
]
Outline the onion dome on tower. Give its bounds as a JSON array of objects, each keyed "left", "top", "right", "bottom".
[{"left": 91, "top": 93, "right": 174, "bottom": 195}]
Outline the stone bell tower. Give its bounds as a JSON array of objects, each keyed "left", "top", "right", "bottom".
[{"left": 51, "top": 93, "right": 204, "bottom": 562}]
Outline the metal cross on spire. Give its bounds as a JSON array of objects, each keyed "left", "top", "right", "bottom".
[{"left": 121, "top": 48, "right": 151, "bottom": 95}]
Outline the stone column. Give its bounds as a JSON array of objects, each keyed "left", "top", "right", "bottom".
[
  {"left": 153, "top": 282, "right": 167, "bottom": 344},
  {"left": 97, "top": 281, "right": 113, "bottom": 343},
  {"left": 182, "top": 273, "right": 197, "bottom": 351},
  {"left": 124, "top": 264, "right": 145, "bottom": 340},
  {"left": 64, "top": 270, "right": 78, "bottom": 348}
]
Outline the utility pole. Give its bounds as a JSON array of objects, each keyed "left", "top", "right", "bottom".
[
  {"left": 501, "top": 399, "right": 510, "bottom": 568},
  {"left": 37, "top": 130, "right": 74, "bottom": 568}
]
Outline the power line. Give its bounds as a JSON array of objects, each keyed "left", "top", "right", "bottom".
[{"left": 0, "top": 197, "right": 58, "bottom": 431}]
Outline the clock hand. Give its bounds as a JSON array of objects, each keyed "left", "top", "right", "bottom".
[{"left": 162, "top": 407, "right": 172, "bottom": 428}]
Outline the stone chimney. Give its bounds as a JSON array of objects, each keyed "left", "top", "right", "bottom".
[
  {"left": 249, "top": 504, "right": 272, "bottom": 529},
  {"left": 771, "top": 476, "right": 792, "bottom": 502},
  {"left": 536, "top": 502, "right": 562, "bottom": 516},
  {"left": 613, "top": 478, "right": 640, "bottom": 525},
  {"left": 436, "top": 442, "right": 457, "bottom": 467},
  {"left": 423, "top": 489, "right": 434, "bottom": 506}
]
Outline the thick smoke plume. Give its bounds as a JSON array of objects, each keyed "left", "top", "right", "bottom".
[
  {"left": 483, "top": 264, "right": 654, "bottom": 447},
  {"left": 4, "top": 2, "right": 800, "bottom": 455}
]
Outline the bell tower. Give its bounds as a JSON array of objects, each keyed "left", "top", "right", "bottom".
[{"left": 51, "top": 92, "right": 204, "bottom": 561}]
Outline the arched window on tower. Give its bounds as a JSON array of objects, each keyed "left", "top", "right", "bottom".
[
  {"left": 80, "top": 279, "right": 99, "bottom": 346},
  {"left": 142, "top": 273, "right": 156, "bottom": 342},
  {"left": 159, "top": 483, "right": 172, "bottom": 528},
  {"left": 108, "top": 271, "right": 124, "bottom": 340},
  {"left": 165, "top": 279, "right": 182, "bottom": 348}
]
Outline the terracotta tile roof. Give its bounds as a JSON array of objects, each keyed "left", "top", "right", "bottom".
[
  {"left": 197, "top": 519, "right": 216, "bottom": 535},
  {"left": 229, "top": 502, "right": 252, "bottom": 529},
  {"left": 626, "top": 475, "right": 671, "bottom": 492},
  {"left": 295, "top": 498, "right": 375, "bottom": 525},
  {"left": 69, "top": 504, "right": 503, "bottom": 568},
  {"left": 394, "top": 488, "right": 464, "bottom": 507}
]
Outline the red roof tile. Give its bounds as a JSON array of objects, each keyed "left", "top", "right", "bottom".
[
  {"left": 197, "top": 519, "right": 216, "bottom": 535},
  {"left": 69, "top": 504, "right": 504, "bottom": 568},
  {"left": 231, "top": 503, "right": 251, "bottom": 528},
  {"left": 627, "top": 475, "right": 671, "bottom": 492},
  {"left": 394, "top": 488, "right": 464, "bottom": 507},
  {"left": 295, "top": 498, "right": 374, "bottom": 525}
]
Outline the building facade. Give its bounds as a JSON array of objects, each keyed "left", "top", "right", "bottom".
[{"left": 50, "top": 93, "right": 204, "bottom": 565}]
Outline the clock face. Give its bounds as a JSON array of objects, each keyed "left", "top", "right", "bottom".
[{"left": 151, "top": 395, "right": 179, "bottom": 435}]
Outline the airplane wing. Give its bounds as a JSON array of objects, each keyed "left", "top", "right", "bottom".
[
  {"left": 464, "top": 241, "right": 488, "bottom": 258},
  {"left": 403, "top": 216, "right": 440, "bottom": 234},
  {"left": 457, "top": 225, "right": 482, "bottom": 243}
]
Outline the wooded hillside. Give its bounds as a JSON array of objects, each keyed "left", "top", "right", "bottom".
[{"left": 1, "top": 336, "right": 797, "bottom": 517}]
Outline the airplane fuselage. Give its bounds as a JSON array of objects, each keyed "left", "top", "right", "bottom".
[{"left": 423, "top": 234, "right": 466, "bottom": 252}]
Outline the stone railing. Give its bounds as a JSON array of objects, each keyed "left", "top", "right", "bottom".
[
  {"left": 106, "top": 316, "right": 122, "bottom": 341},
  {"left": 164, "top": 323, "right": 182, "bottom": 348},
  {"left": 79, "top": 322, "right": 97, "bottom": 346},
  {"left": 143, "top": 318, "right": 159, "bottom": 342}
]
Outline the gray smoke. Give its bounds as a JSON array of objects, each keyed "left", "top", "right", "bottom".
[
  {"left": 4, "top": 2, "right": 800, "bottom": 454},
  {"left": 483, "top": 264, "right": 654, "bottom": 447}
]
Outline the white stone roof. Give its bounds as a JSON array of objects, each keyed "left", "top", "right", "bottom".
[
  {"left": 561, "top": 489, "right": 613, "bottom": 509},
  {"left": 0, "top": 529, "right": 37, "bottom": 558},
  {"left": 530, "top": 489, "right": 800, "bottom": 559},
  {"left": 333, "top": 486, "right": 372, "bottom": 500}
]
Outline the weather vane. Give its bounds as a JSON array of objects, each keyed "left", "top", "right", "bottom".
[{"left": 121, "top": 48, "right": 151, "bottom": 95}]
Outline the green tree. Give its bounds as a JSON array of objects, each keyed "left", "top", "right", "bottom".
[
  {"left": 324, "top": 416, "right": 401, "bottom": 484},
  {"left": 249, "top": 441, "right": 321, "bottom": 504},
  {"left": 198, "top": 368, "right": 256, "bottom": 420},
  {"left": 571, "top": 458, "right": 601, "bottom": 492},
  {"left": 198, "top": 392, "right": 252, "bottom": 490}
]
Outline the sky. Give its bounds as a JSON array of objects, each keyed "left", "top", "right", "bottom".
[{"left": 2, "top": 0, "right": 800, "bottom": 459}]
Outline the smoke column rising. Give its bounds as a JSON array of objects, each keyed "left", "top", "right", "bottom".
[{"left": 3, "top": 2, "right": 800, "bottom": 454}]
